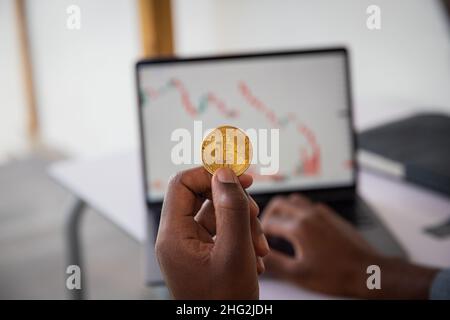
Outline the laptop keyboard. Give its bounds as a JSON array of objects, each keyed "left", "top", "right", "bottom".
[{"left": 327, "top": 198, "right": 375, "bottom": 229}]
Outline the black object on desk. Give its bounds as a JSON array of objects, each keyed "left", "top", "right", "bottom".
[{"left": 358, "top": 113, "right": 450, "bottom": 197}]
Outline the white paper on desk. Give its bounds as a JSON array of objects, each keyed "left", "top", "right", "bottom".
[{"left": 259, "top": 278, "right": 340, "bottom": 300}]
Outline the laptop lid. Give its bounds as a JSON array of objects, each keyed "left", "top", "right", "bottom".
[{"left": 136, "top": 48, "right": 357, "bottom": 208}]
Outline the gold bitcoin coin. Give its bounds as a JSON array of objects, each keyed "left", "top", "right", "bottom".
[{"left": 201, "top": 125, "right": 252, "bottom": 176}]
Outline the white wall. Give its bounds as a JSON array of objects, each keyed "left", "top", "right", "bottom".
[
  {"left": 26, "top": 0, "right": 141, "bottom": 158},
  {"left": 5, "top": 0, "right": 448, "bottom": 160},
  {"left": 172, "top": 0, "right": 450, "bottom": 130},
  {"left": 0, "top": 0, "right": 28, "bottom": 163}
]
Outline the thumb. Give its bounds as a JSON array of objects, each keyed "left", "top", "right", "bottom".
[{"left": 212, "top": 168, "right": 252, "bottom": 256}]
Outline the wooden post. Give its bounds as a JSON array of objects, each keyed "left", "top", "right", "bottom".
[
  {"left": 15, "top": 0, "right": 40, "bottom": 147},
  {"left": 138, "top": 0, "right": 174, "bottom": 57}
]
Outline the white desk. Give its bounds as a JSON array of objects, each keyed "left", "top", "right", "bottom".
[{"left": 49, "top": 151, "right": 450, "bottom": 300}]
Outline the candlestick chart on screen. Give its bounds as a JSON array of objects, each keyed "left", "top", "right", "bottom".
[{"left": 140, "top": 78, "right": 321, "bottom": 191}]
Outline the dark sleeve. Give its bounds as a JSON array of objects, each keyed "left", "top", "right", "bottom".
[{"left": 430, "top": 269, "right": 450, "bottom": 300}]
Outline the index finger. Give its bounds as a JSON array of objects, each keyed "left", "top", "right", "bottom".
[
  {"left": 162, "top": 167, "right": 253, "bottom": 218},
  {"left": 261, "top": 196, "right": 311, "bottom": 226}
]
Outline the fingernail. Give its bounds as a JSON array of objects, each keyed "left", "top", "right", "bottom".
[
  {"left": 216, "top": 168, "right": 237, "bottom": 183},
  {"left": 259, "top": 234, "right": 270, "bottom": 255}
]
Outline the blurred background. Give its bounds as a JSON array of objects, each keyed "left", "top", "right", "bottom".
[{"left": 0, "top": 0, "right": 449, "bottom": 299}]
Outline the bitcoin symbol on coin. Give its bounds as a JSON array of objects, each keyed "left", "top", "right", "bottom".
[{"left": 201, "top": 125, "right": 252, "bottom": 176}]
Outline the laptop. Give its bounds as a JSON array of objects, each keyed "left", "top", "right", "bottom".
[{"left": 136, "top": 48, "right": 406, "bottom": 284}]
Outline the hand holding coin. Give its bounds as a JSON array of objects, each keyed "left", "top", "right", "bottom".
[{"left": 156, "top": 167, "right": 269, "bottom": 299}]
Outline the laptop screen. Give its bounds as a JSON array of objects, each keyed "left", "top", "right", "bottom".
[{"left": 137, "top": 49, "right": 355, "bottom": 202}]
